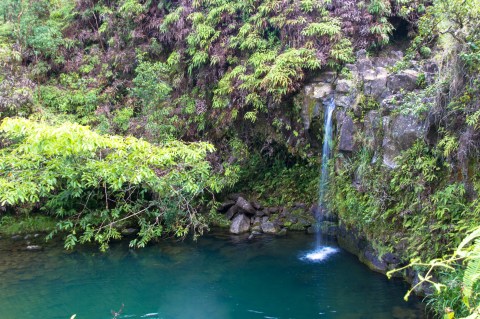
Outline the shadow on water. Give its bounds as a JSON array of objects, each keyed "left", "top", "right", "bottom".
[{"left": 0, "top": 232, "right": 427, "bottom": 319}]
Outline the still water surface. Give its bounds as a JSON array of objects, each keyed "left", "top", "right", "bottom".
[{"left": 0, "top": 232, "right": 426, "bottom": 319}]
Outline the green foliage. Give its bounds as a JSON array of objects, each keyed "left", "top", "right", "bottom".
[
  {"left": 36, "top": 83, "right": 99, "bottom": 124},
  {"left": 419, "top": 46, "right": 432, "bottom": 58},
  {"left": 0, "top": 0, "right": 75, "bottom": 57},
  {"left": 236, "top": 154, "right": 318, "bottom": 207},
  {"left": 130, "top": 54, "right": 176, "bottom": 140},
  {"left": 329, "top": 139, "right": 480, "bottom": 260},
  {"left": 0, "top": 118, "right": 219, "bottom": 250},
  {"left": 112, "top": 107, "right": 133, "bottom": 133},
  {"left": 0, "top": 215, "right": 57, "bottom": 235},
  {"left": 388, "top": 227, "right": 480, "bottom": 319},
  {"left": 350, "top": 95, "right": 380, "bottom": 121}
]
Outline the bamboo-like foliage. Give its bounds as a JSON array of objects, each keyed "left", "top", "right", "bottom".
[{"left": 0, "top": 118, "right": 218, "bottom": 249}]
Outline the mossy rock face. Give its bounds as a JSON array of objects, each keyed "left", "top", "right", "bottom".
[
  {"left": 288, "top": 222, "right": 307, "bottom": 231},
  {"left": 359, "top": 249, "right": 388, "bottom": 273},
  {"left": 319, "top": 221, "right": 339, "bottom": 236}
]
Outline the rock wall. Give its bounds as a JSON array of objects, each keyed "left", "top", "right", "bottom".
[
  {"left": 302, "top": 48, "right": 433, "bottom": 169},
  {"left": 218, "top": 194, "right": 316, "bottom": 238},
  {"left": 299, "top": 49, "right": 438, "bottom": 285}
]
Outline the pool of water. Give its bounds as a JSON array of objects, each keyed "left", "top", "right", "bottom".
[{"left": 0, "top": 232, "right": 426, "bottom": 319}]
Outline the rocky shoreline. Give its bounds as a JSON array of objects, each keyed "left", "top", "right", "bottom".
[
  {"left": 217, "top": 194, "right": 430, "bottom": 295},
  {"left": 3, "top": 194, "right": 428, "bottom": 295}
]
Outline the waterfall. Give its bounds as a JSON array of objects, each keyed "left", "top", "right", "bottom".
[
  {"left": 300, "top": 97, "right": 340, "bottom": 262},
  {"left": 317, "top": 97, "right": 335, "bottom": 218},
  {"left": 307, "top": 97, "right": 338, "bottom": 259}
]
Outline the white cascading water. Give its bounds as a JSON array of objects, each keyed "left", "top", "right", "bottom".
[
  {"left": 318, "top": 97, "right": 336, "bottom": 211},
  {"left": 302, "top": 97, "right": 339, "bottom": 262}
]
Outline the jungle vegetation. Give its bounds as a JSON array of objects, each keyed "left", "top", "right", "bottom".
[{"left": 0, "top": 0, "right": 480, "bottom": 318}]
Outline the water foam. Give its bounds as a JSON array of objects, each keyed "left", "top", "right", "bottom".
[{"left": 301, "top": 246, "right": 339, "bottom": 262}]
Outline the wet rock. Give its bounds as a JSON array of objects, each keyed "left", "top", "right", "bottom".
[
  {"left": 288, "top": 222, "right": 307, "bottom": 231},
  {"left": 217, "top": 200, "right": 235, "bottom": 213},
  {"left": 363, "top": 67, "right": 388, "bottom": 99},
  {"left": 336, "top": 226, "right": 368, "bottom": 256},
  {"left": 356, "top": 57, "right": 373, "bottom": 73},
  {"left": 248, "top": 231, "right": 262, "bottom": 240},
  {"left": 26, "top": 245, "right": 42, "bottom": 251},
  {"left": 297, "top": 217, "right": 313, "bottom": 228},
  {"left": 338, "top": 115, "right": 355, "bottom": 152},
  {"left": 305, "top": 83, "right": 334, "bottom": 99},
  {"left": 311, "top": 71, "right": 337, "bottom": 83},
  {"left": 225, "top": 205, "right": 240, "bottom": 220},
  {"left": 301, "top": 91, "right": 321, "bottom": 131},
  {"left": 335, "top": 93, "right": 356, "bottom": 108},
  {"left": 236, "top": 197, "right": 256, "bottom": 215},
  {"left": 255, "top": 210, "right": 266, "bottom": 217},
  {"left": 251, "top": 224, "right": 262, "bottom": 232},
  {"left": 382, "top": 252, "right": 401, "bottom": 265},
  {"left": 336, "top": 79, "right": 354, "bottom": 93},
  {"left": 121, "top": 228, "right": 138, "bottom": 236},
  {"left": 229, "top": 214, "right": 251, "bottom": 234},
  {"left": 364, "top": 110, "right": 382, "bottom": 149},
  {"left": 11, "top": 235, "right": 22, "bottom": 241},
  {"left": 252, "top": 201, "right": 262, "bottom": 210},
  {"left": 320, "top": 221, "right": 339, "bottom": 236},
  {"left": 276, "top": 228, "right": 287, "bottom": 236},
  {"left": 382, "top": 115, "right": 425, "bottom": 168},
  {"left": 361, "top": 249, "right": 388, "bottom": 272},
  {"left": 379, "top": 94, "right": 404, "bottom": 115},
  {"left": 387, "top": 70, "right": 419, "bottom": 93},
  {"left": 261, "top": 221, "right": 278, "bottom": 234},
  {"left": 312, "top": 205, "right": 337, "bottom": 223}
]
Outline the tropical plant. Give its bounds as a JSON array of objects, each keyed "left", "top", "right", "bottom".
[
  {"left": 388, "top": 227, "right": 480, "bottom": 319},
  {"left": 0, "top": 117, "right": 220, "bottom": 250}
]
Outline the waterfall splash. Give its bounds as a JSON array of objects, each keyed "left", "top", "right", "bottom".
[{"left": 302, "top": 97, "right": 339, "bottom": 262}]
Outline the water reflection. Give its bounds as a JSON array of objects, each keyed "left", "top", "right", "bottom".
[{"left": 0, "top": 232, "right": 426, "bottom": 319}]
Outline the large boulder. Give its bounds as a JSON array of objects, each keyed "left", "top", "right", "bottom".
[
  {"left": 363, "top": 67, "right": 388, "bottom": 99},
  {"left": 336, "top": 79, "right": 352, "bottom": 93},
  {"left": 382, "top": 115, "right": 425, "bottom": 168},
  {"left": 338, "top": 114, "right": 355, "bottom": 152},
  {"left": 364, "top": 110, "right": 382, "bottom": 149},
  {"left": 261, "top": 221, "right": 278, "bottom": 234},
  {"left": 230, "top": 214, "right": 251, "bottom": 234},
  {"left": 217, "top": 200, "right": 235, "bottom": 213},
  {"left": 335, "top": 79, "right": 357, "bottom": 108},
  {"left": 305, "top": 83, "right": 333, "bottom": 99},
  {"left": 225, "top": 205, "right": 240, "bottom": 220},
  {"left": 236, "top": 197, "right": 256, "bottom": 215},
  {"left": 387, "top": 70, "right": 419, "bottom": 93}
]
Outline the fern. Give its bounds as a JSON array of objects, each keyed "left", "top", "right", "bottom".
[{"left": 463, "top": 243, "right": 480, "bottom": 300}]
